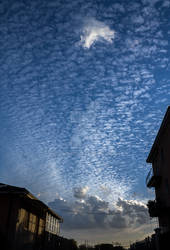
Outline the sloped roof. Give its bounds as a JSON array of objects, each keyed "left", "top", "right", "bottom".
[
  {"left": 146, "top": 106, "right": 170, "bottom": 163},
  {"left": 0, "top": 183, "right": 63, "bottom": 222}
]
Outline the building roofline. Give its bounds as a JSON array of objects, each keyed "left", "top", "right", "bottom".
[
  {"left": 146, "top": 106, "right": 170, "bottom": 163},
  {"left": 0, "top": 183, "right": 63, "bottom": 222}
]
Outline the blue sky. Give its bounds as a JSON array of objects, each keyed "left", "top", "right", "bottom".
[{"left": 0, "top": 0, "right": 170, "bottom": 246}]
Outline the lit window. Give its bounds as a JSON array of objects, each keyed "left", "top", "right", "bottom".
[{"left": 28, "top": 213, "right": 37, "bottom": 233}]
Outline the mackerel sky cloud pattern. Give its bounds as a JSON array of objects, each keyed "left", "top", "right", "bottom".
[{"left": 0, "top": 0, "right": 169, "bottom": 244}]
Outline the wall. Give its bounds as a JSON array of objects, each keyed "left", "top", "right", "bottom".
[
  {"left": 0, "top": 194, "right": 20, "bottom": 249},
  {"left": 153, "top": 124, "right": 170, "bottom": 231}
]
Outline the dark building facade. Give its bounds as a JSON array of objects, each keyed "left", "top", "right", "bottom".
[
  {"left": 146, "top": 106, "right": 170, "bottom": 249},
  {"left": 0, "top": 183, "right": 63, "bottom": 250}
]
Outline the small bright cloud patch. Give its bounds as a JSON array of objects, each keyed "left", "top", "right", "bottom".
[{"left": 80, "top": 18, "right": 115, "bottom": 48}]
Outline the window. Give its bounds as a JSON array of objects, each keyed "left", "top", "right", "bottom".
[
  {"left": 45, "top": 213, "right": 60, "bottom": 235},
  {"left": 28, "top": 213, "right": 37, "bottom": 233},
  {"left": 38, "top": 218, "right": 44, "bottom": 235},
  {"left": 17, "top": 208, "right": 29, "bottom": 231}
]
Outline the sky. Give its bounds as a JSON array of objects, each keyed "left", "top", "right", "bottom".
[{"left": 0, "top": 0, "right": 170, "bottom": 246}]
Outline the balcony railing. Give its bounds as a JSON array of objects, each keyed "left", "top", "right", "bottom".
[{"left": 146, "top": 168, "right": 161, "bottom": 188}]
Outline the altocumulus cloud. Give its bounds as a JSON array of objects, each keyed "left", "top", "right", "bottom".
[
  {"left": 79, "top": 18, "right": 115, "bottom": 48},
  {"left": 48, "top": 187, "right": 150, "bottom": 231}
]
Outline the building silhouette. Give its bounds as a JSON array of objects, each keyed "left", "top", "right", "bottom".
[
  {"left": 146, "top": 106, "right": 170, "bottom": 250},
  {"left": 0, "top": 183, "right": 63, "bottom": 250}
]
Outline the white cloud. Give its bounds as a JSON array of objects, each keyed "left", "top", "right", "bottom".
[
  {"left": 79, "top": 18, "right": 115, "bottom": 49},
  {"left": 73, "top": 186, "right": 89, "bottom": 199}
]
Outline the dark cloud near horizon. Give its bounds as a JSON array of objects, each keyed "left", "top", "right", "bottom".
[{"left": 49, "top": 194, "right": 150, "bottom": 231}]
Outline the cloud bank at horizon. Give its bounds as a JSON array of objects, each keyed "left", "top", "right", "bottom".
[
  {"left": 48, "top": 187, "right": 156, "bottom": 244},
  {"left": 49, "top": 187, "right": 150, "bottom": 230}
]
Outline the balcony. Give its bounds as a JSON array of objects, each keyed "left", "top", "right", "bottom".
[
  {"left": 147, "top": 200, "right": 170, "bottom": 217},
  {"left": 146, "top": 169, "right": 161, "bottom": 188},
  {"left": 147, "top": 200, "right": 160, "bottom": 217}
]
